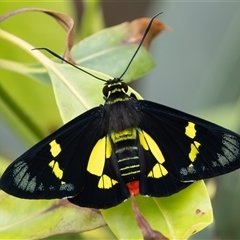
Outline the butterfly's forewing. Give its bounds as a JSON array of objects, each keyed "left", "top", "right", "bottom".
[
  {"left": 0, "top": 107, "right": 103, "bottom": 200},
  {"left": 138, "top": 138, "right": 192, "bottom": 197},
  {"left": 0, "top": 106, "right": 131, "bottom": 209},
  {"left": 138, "top": 100, "right": 240, "bottom": 190}
]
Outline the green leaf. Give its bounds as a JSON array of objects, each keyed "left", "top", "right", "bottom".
[
  {"left": 102, "top": 181, "right": 213, "bottom": 239},
  {"left": 71, "top": 21, "right": 155, "bottom": 82},
  {"left": 0, "top": 194, "right": 105, "bottom": 239}
]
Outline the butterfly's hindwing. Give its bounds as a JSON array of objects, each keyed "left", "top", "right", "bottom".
[
  {"left": 69, "top": 135, "right": 130, "bottom": 208},
  {"left": 136, "top": 129, "right": 192, "bottom": 196}
]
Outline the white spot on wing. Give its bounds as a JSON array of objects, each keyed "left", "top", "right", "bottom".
[
  {"left": 49, "top": 185, "right": 55, "bottom": 190},
  {"left": 38, "top": 183, "right": 44, "bottom": 191},
  {"left": 59, "top": 183, "right": 74, "bottom": 191},
  {"left": 26, "top": 176, "right": 37, "bottom": 192},
  {"left": 217, "top": 134, "right": 240, "bottom": 166},
  {"left": 217, "top": 153, "right": 229, "bottom": 166},
  {"left": 212, "top": 161, "right": 220, "bottom": 168},
  {"left": 201, "top": 165, "right": 207, "bottom": 171},
  {"left": 222, "top": 146, "right": 235, "bottom": 162},
  {"left": 180, "top": 168, "right": 188, "bottom": 176},
  {"left": 180, "top": 166, "right": 196, "bottom": 176},
  {"left": 13, "top": 161, "right": 28, "bottom": 185},
  {"left": 187, "top": 166, "right": 196, "bottom": 174},
  {"left": 18, "top": 173, "right": 30, "bottom": 190},
  {"left": 223, "top": 134, "right": 239, "bottom": 159}
]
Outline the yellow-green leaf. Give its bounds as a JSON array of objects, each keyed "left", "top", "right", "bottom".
[{"left": 102, "top": 181, "right": 213, "bottom": 239}]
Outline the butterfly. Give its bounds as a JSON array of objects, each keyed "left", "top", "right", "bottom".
[{"left": 1, "top": 13, "right": 240, "bottom": 209}]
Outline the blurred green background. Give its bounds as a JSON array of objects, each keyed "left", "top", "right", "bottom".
[{"left": 1, "top": 1, "right": 240, "bottom": 239}]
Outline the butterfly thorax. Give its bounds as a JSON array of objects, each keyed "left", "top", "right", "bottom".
[{"left": 102, "top": 78, "right": 141, "bottom": 133}]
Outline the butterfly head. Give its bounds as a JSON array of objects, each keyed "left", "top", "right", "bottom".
[{"left": 103, "top": 78, "right": 128, "bottom": 99}]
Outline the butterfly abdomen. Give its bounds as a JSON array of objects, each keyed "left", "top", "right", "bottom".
[{"left": 110, "top": 128, "right": 141, "bottom": 195}]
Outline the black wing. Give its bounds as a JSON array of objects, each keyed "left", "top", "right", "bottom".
[
  {"left": 137, "top": 100, "right": 240, "bottom": 196},
  {"left": 0, "top": 107, "right": 129, "bottom": 209}
]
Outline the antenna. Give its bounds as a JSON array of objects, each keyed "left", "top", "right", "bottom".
[
  {"left": 33, "top": 12, "right": 162, "bottom": 83},
  {"left": 32, "top": 47, "right": 107, "bottom": 82},
  {"left": 118, "top": 12, "right": 163, "bottom": 79}
]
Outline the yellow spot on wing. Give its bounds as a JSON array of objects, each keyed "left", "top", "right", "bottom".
[
  {"left": 106, "top": 136, "right": 112, "bottom": 159},
  {"left": 141, "top": 131, "right": 165, "bottom": 164},
  {"left": 139, "top": 130, "right": 167, "bottom": 178},
  {"left": 189, "top": 141, "right": 201, "bottom": 162},
  {"left": 98, "top": 174, "right": 118, "bottom": 189},
  {"left": 139, "top": 131, "right": 149, "bottom": 150},
  {"left": 148, "top": 164, "right": 168, "bottom": 178},
  {"left": 88, "top": 137, "right": 111, "bottom": 176},
  {"left": 185, "top": 122, "right": 196, "bottom": 139},
  {"left": 49, "top": 140, "right": 61, "bottom": 157},
  {"left": 49, "top": 160, "right": 63, "bottom": 179}
]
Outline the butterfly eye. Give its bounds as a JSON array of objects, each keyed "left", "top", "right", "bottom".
[
  {"left": 121, "top": 82, "right": 128, "bottom": 93},
  {"left": 103, "top": 85, "right": 109, "bottom": 97}
]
